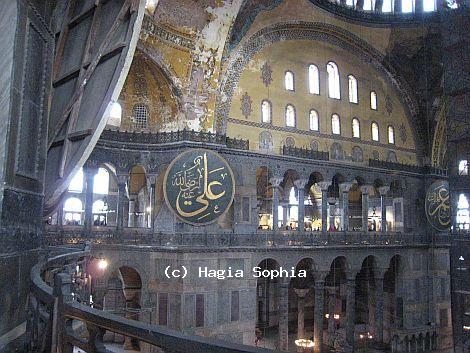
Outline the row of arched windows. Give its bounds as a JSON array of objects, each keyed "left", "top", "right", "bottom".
[
  {"left": 342, "top": 0, "right": 448, "bottom": 12},
  {"left": 261, "top": 102, "right": 395, "bottom": 144},
  {"left": 284, "top": 62, "right": 378, "bottom": 109}
]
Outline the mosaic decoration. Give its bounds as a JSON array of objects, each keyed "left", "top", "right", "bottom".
[
  {"left": 285, "top": 136, "right": 295, "bottom": 147},
  {"left": 163, "top": 149, "right": 235, "bottom": 226},
  {"left": 372, "top": 150, "right": 379, "bottom": 160},
  {"left": 311, "top": 140, "right": 319, "bottom": 151},
  {"left": 399, "top": 123, "right": 407, "bottom": 144},
  {"left": 259, "top": 130, "right": 273, "bottom": 150},
  {"left": 240, "top": 92, "right": 253, "bottom": 119},
  {"left": 352, "top": 146, "right": 364, "bottom": 162},
  {"left": 425, "top": 180, "right": 450, "bottom": 231},
  {"left": 260, "top": 62, "right": 273, "bottom": 87},
  {"left": 385, "top": 95, "right": 393, "bottom": 115}
]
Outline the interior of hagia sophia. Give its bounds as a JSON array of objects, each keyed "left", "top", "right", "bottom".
[{"left": 0, "top": 1, "right": 469, "bottom": 353}]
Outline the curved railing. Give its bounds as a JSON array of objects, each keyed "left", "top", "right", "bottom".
[{"left": 30, "top": 250, "right": 279, "bottom": 353}]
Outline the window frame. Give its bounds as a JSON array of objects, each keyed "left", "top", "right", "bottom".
[
  {"left": 348, "top": 74, "right": 358, "bottom": 104},
  {"left": 331, "top": 114, "right": 341, "bottom": 135},
  {"left": 260, "top": 99, "right": 272, "bottom": 124},
  {"left": 308, "top": 64, "right": 320, "bottom": 95},
  {"left": 370, "top": 91, "right": 378, "bottom": 110},
  {"left": 371, "top": 121, "right": 380, "bottom": 142},
  {"left": 309, "top": 109, "right": 319, "bottom": 131},
  {"left": 352, "top": 117, "right": 361, "bottom": 139},
  {"left": 327, "top": 61, "right": 341, "bottom": 100},
  {"left": 285, "top": 104, "right": 296, "bottom": 128},
  {"left": 284, "top": 70, "right": 295, "bottom": 92},
  {"left": 388, "top": 125, "right": 395, "bottom": 144}
]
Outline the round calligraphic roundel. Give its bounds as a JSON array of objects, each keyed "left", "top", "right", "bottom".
[
  {"left": 425, "top": 180, "right": 451, "bottom": 232},
  {"left": 163, "top": 149, "right": 235, "bottom": 226}
]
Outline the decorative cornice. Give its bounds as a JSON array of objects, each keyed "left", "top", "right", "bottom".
[
  {"left": 228, "top": 117, "right": 417, "bottom": 154},
  {"left": 140, "top": 16, "right": 195, "bottom": 51}
]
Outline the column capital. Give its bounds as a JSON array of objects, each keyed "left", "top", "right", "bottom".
[
  {"left": 378, "top": 186, "right": 390, "bottom": 196},
  {"left": 269, "top": 176, "right": 283, "bottom": 187},
  {"left": 117, "top": 174, "right": 129, "bottom": 184},
  {"left": 294, "top": 288, "right": 310, "bottom": 298},
  {"left": 294, "top": 178, "right": 309, "bottom": 189},
  {"left": 146, "top": 174, "right": 157, "bottom": 185},
  {"left": 360, "top": 185, "right": 373, "bottom": 194},
  {"left": 339, "top": 182, "right": 354, "bottom": 193},
  {"left": 317, "top": 181, "right": 331, "bottom": 191}
]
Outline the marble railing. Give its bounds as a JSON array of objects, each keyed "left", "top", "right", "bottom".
[
  {"left": 43, "top": 225, "right": 448, "bottom": 248},
  {"left": 369, "top": 159, "right": 448, "bottom": 175},
  {"left": 282, "top": 145, "right": 329, "bottom": 161},
  {"left": 29, "top": 250, "right": 277, "bottom": 353}
]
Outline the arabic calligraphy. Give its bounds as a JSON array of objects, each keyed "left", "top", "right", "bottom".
[
  {"left": 425, "top": 180, "right": 450, "bottom": 231},
  {"left": 164, "top": 149, "right": 235, "bottom": 225}
]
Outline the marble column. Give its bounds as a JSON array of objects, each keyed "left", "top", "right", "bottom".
[
  {"left": 83, "top": 166, "right": 98, "bottom": 231},
  {"left": 116, "top": 175, "right": 128, "bottom": 230},
  {"left": 128, "top": 197, "right": 136, "bottom": 228},
  {"left": 346, "top": 275, "right": 356, "bottom": 348},
  {"left": 328, "top": 199, "right": 337, "bottom": 231},
  {"left": 394, "top": 0, "right": 402, "bottom": 13},
  {"left": 147, "top": 175, "right": 157, "bottom": 229},
  {"left": 279, "top": 278, "right": 289, "bottom": 351},
  {"left": 361, "top": 185, "right": 371, "bottom": 231},
  {"left": 317, "top": 182, "right": 331, "bottom": 235},
  {"left": 294, "top": 288, "right": 310, "bottom": 339},
  {"left": 378, "top": 186, "right": 390, "bottom": 232},
  {"left": 270, "top": 177, "right": 283, "bottom": 232},
  {"left": 314, "top": 280, "right": 325, "bottom": 353},
  {"left": 415, "top": 0, "right": 423, "bottom": 13},
  {"left": 294, "top": 178, "right": 308, "bottom": 232},
  {"left": 340, "top": 182, "right": 353, "bottom": 231},
  {"left": 326, "top": 286, "right": 336, "bottom": 347},
  {"left": 375, "top": 271, "right": 386, "bottom": 343},
  {"left": 281, "top": 201, "right": 289, "bottom": 229}
]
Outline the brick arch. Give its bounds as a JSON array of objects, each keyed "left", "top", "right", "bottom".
[{"left": 216, "top": 21, "right": 421, "bottom": 156}]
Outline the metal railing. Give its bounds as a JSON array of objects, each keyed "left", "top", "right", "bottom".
[
  {"left": 282, "top": 145, "right": 329, "bottom": 161},
  {"left": 100, "top": 128, "right": 249, "bottom": 150},
  {"left": 29, "top": 250, "right": 279, "bottom": 353},
  {"left": 43, "top": 226, "right": 448, "bottom": 248}
]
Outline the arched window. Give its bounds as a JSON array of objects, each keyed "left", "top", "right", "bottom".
[
  {"left": 423, "top": 0, "right": 436, "bottom": 11},
  {"left": 331, "top": 114, "right": 341, "bottom": 135},
  {"left": 387, "top": 151, "right": 397, "bottom": 163},
  {"left": 363, "top": 0, "right": 375, "bottom": 11},
  {"left": 458, "top": 160, "right": 468, "bottom": 175},
  {"left": 348, "top": 75, "right": 358, "bottom": 103},
  {"left": 382, "top": 0, "right": 393, "bottom": 12},
  {"left": 285, "top": 71, "right": 294, "bottom": 91},
  {"left": 68, "top": 168, "right": 84, "bottom": 192},
  {"left": 92, "top": 200, "right": 107, "bottom": 213},
  {"left": 285, "top": 105, "right": 296, "bottom": 127},
  {"left": 308, "top": 64, "right": 320, "bottom": 95},
  {"left": 388, "top": 125, "right": 395, "bottom": 144},
  {"left": 352, "top": 118, "right": 360, "bottom": 138},
  {"left": 309, "top": 110, "right": 319, "bottom": 131},
  {"left": 402, "top": 0, "right": 414, "bottom": 13},
  {"left": 261, "top": 100, "right": 272, "bottom": 123},
  {"left": 93, "top": 168, "right": 110, "bottom": 195},
  {"left": 456, "top": 194, "right": 470, "bottom": 230},
  {"left": 132, "top": 103, "right": 149, "bottom": 129},
  {"left": 370, "top": 91, "right": 377, "bottom": 110},
  {"left": 327, "top": 62, "right": 340, "bottom": 99},
  {"left": 371, "top": 122, "right": 379, "bottom": 141},
  {"left": 63, "top": 197, "right": 83, "bottom": 225},
  {"left": 352, "top": 146, "right": 364, "bottom": 162},
  {"left": 109, "top": 102, "right": 122, "bottom": 120}
]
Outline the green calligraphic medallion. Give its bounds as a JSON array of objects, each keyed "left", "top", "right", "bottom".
[
  {"left": 425, "top": 180, "right": 450, "bottom": 231},
  {"left": 163, "top": 149, "right": 235, "bottom": 226}
]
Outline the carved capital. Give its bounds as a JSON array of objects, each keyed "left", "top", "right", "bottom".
[
  {"left": 269, "top": 177, "right": 283, "bottom": 187},
  {"left": 339, "top": 182, "right": 354, "bottom": 193},
  {"left": 294, "top": 288, "right": 310, "bottom": 298},
  {"left": 360, "top": 185, "right": 373, "bottom": 195},
  {"left": 317, "top": 181, "right": 331, "bottom": 192},
  {"left": 378, "top": 186, "right": 390, "bottom": 196},
  {"left": 147, "top": 174, "right": 157, "bottom": 185},
  {"left": 117, "top": 174, "right": 129, "bottom": 185},
  {"left": 294, "top": 178, "right": 309, "bottom": 189}
]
